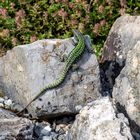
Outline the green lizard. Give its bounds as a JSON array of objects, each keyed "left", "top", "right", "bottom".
[{"left": 17, "top": 29, "right": 85, "bottom": 115}]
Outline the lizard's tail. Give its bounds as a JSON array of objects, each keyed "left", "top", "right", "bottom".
[{"left": 16, "top": 67, "right": 68, "bottom": 115}]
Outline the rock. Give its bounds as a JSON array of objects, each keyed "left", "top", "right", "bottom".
[
  {"left": 0, "top": 37, "right": 100, "bottom": 118},
  {"left": 0, "top": 59, "right": 4, "bottom": 97},
  {"left": 0, "top": 103, "right": 4, "bottom": 107},
  {"left": 112, "top": 41, "right": 140, "bottom": 128},
  {"left": 67, "top": 97, "right": 134, "bottom": 140},
  {"left": 4, "top": 99, "right": 12, "bottom": 106},
  {"left": 0, "top": 97, "right": 4, "bottom": 103},
  {"left": 34, "top": 121, "right": 69, "bottom": 140},
  {"left": 0, "top": 108, "right": 34, "bottom": 139},
  {"left": 101, "top": 15, "right": 140, "bottom": 64},
  {"left": 34, "top": 122, "right": 52, "bottom": 138},
  {"left": 10, "top": 102, "right": 24, "bottom": 112},
  {"left": 100, "top": 16, "right": 140, "bottom": 96},
  {"left": 41, "top": 136, "right": 53, "bottom": 140}
]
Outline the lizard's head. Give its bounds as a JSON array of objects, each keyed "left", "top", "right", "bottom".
[{"left": 72, "top": 29, "right": 83, "bottom": 41}]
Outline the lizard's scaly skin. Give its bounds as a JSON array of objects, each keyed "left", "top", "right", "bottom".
[{"left": 18, "top": 29, "right": 85, "bottom": 114}]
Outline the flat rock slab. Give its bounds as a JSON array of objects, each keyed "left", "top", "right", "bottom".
[{"left": 0, "top": 37, "right": 100, "bottom": 118}]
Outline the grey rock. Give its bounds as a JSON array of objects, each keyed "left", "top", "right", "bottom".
[
  {"left": 132, "top": 132, "right": 140, "bottom": 140},
  {"left": 0, "top": 97, "right": 4, "bottom": 103},
  {"left": 4, "top": 99, "right": 12, "bottom": 106},
  {"left": 0, "top": 108, "right": 34, "bottom": 139},
  {"left": 112, "top": 41, "right": 140, "bottom": 127},
  {"left": 0, "top": 103, "right": 4, "bottom": 107},
  {"left": 41, "top": 136, "right": 53, "bottom": 140},
  {"left": 101, "top": 15, "right": 140, "bottom": 64},
  {"left": 0, "top": 37, "right": 100, "bottom": 118},
  {"left": 100, "top": 16, "right": 140, "bottom": 95},
  {"left": 57, "top": 134, "right": 66, "bottom": 140},
  {"left": 10, "top": 102, "right": 24, "bottom": 112},
  {"left": 67, "top": 97, "right": 134, "bottom": 140},
  {"left": 34, "top": 122, "right": 52, "bottom": 138}
]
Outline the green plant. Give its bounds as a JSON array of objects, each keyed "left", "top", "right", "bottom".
[{"left": 0, "top": 0, "right": 140, "bottom": 57}]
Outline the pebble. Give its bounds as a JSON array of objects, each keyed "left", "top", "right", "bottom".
[
  {"left": 0, "top": 103, "right": 4, "bottom": 107},
  {"left": 4, "top": 96, "right": 8, "bottom": 100},
  {"left": 44, "top": 125, "right": 52, "bottom": 132},
  {"left": 41, "top": 126, "right": 52, "bottom": 136},
  {"left": 42, "top": 136, "right": 53, "bottom": 140},
  {"left": 55, "top": 124, "right": 66, "bottom": 133},
  {"left": 4, "top": 99, "right": 12, "bottom": 106},
  {"left": 75, "top": 105, "right": 83, "bottom": 111},
  {"left": 0, "top": 97, "right": 4, "bottom": 103},
  {"left": 11, "top": 103, "right": 24, "bottom": 112}
]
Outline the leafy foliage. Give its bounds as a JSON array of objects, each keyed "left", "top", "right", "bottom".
[{"left": 0, "top": 0, "right": 140, "bottom": 56}]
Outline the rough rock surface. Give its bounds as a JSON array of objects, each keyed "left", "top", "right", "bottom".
[
  {"left": 100, "top": 15, "right": 140, "bottom": 95},
  {"left": 0, "top": 37, "right": 100, "bottom": 118},
  {"left": 67, "top": 97, "right": 133, "bottom": 140},
  {"left": 0, "top": 107, "right": 72, "bottom": 139},
  {"left": 113, "top": 41, "right": 140, "bottom": 129},
  {"left": 101, "top": 15, "right": 140, "bottom": 64},
  {"left": 0, "top": 108, "right": 34, "bottom": 139}
]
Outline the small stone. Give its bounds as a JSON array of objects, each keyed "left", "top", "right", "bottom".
[
  {"left": 4, "top": 99, "right": 12, "bottom": 106},
  {"left": 83, "top": 85, "right": 88, "bottom": 89},
  {"left": 75, "top": 105, "right": 83, "bottom": 112},
  {"left": 41, "top": 126, "right": 52, "bottom": 136},
  {"left": 51, "top": 132, "right": 59, "bottom": 139},
  {"left": 11, "top": 103, "right": 24, "bottom": 112},
  {"left": 44, "top": 125, "right": 52, "bottom": 132},
  {"left": 55, "top": 124, "right": 66, "bottom": 133},
  {"left": 42, "top": 136, "right": 53, "bottom": 140},
  {"left": 4, "top": 96, "right": 8, "bottom": 100},
  {"left": 58, "top": 134, "right": 66, "bottom": 140},
  {"left": 0, "top": 103, "right": 4, "bottom": 107},
  {"left": 0, "top": 97, "right": 4, "bottom": 103},
  {"left": 34, "top": 122, "right": 52, "bottom": 137}
]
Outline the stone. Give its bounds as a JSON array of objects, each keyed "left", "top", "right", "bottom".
[
  {"left": 67, "top": 97, "right": 134, "bottom": 140},
  {"left": 112, "top": 41, "right": 140, "bottom": 128},
  {"left": 0, "top": 108, "right": 34, "bottom": 139},
  {"left": 0, "top": 103, "right": 4, "bottom": 107},
  {"left": 101, "top": 15, "right": 140, "bottom": 64},
  {"left": 4, "top": 99, "right": 12, "bottom": 106},
  {"left": 0, "top": 37, "right": 100, "bottom": 118},
  {"left": 34, "top": 122, "right": 52, "bottom": 138},
  {"left": 0, "top": 97, "right": 4, "bottom": 103},
  {"left": 100, "top": 16, "right": 140, "bottom": 95}
]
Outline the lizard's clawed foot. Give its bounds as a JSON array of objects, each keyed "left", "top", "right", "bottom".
[{"left": 59, "top": 54, "right": 68, "bottom": 62}]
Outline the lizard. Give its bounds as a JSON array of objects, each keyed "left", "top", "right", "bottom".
[{"left": 17, "top": 29, "right": 85, "bottom": 115}]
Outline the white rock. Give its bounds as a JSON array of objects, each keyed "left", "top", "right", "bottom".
[
  {"left": 67, "top": 97, "right": 134, "bottom": 140},
  {"left": 4, "top": 99, "right": 12, "bottom": 106},
  {"left": 0, "top": 103, "right": 4, "bottom": 107},
  {"left": 43, "top": 125, "right": 52, "bottom": 132},
  {"left": 113, "top": 41, "right": 140, "bottom": 126},
  {"left": 0, "top": 97, "right": 4, "bottom": 103}
]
